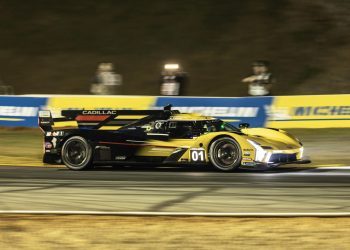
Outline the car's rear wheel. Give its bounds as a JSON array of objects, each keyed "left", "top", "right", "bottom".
[
  {"left": 61, "top": 136, "right": 93, "bottom": 170},
  {"left": 209, "top": 137, "right": 241, "bottom": 171}
]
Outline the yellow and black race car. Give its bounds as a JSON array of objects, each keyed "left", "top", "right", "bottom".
[{"left": 39, "top": 105, "right": 310, "bottom": 171}]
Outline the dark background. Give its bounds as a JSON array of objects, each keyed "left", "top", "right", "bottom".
[{"left": 0, "top": 0, "right": 350, "bottom": 96}]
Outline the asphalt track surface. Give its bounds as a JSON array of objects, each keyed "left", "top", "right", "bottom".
[{"left": 1, "top": 165, "right": 350, "bottom": 213}]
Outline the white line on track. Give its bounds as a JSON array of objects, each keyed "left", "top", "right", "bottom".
[
  {"left": 1, "top": 211, "right": 350, "bottom": 217},
  {"left": 315, "top": 166, "right": 350, "bottom": 170},
  {"left": 262, "top": 166, "right": 350, "bottom": 176}
]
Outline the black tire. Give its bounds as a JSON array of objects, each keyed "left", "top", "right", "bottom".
[
  {"left": 61, "top": 136, "right": 93, "bottom": 170},
  {"left": 209, "top": 137, "right": 242, "bottom": 171}
]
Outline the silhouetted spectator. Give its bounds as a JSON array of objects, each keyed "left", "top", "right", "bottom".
[
  {"left": 90, "top": 63, "right": 122, "bottom": 95},
  {"left": 242, "top": 60, "right": 274, "bottom": 96},
  {"left": 160, "top": 64, "right": 188, "bottom": 96}
]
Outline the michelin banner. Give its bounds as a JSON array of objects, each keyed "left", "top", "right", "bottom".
[
  {"left": 154, "top": 96, "right": 273, "bottom": 127},
  {"left": 0, "top": 94, "right": 349, "bottom": 128},
  {"left": 0, "top": 96, "right": 48, "bottom": 127},
  {"left": 267, "top": 95, "right": 350, "bottom": 128}
]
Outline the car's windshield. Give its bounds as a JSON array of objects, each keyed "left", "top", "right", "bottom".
[
  {"left": 203, "top": 120, "right": 240, "bottom": 133},
  {"left": 135, "top": 119, "right": 240, "bottom": 138}
]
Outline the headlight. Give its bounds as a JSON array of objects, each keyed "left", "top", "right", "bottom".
[
  {"left": 299, "top": 146, "right": 304, "bottom": 159},
  {"left": 247, "top": 139, "right": 271, "bottom": 163}
]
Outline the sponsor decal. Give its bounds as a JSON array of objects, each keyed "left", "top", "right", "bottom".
[
  {"left": 45, "top": 142, "right": 53, "bottom": 149},
  {"left": 82, "top": 110, "right": 118, "bottom": 115},
  {"left": 154, "top": 122, "right": 164, "bottom": 129},
  {"left": 243, "top": 157, "right": 253, "bottom": 161},
  {"left": 53, "top": 131, "right": 64, "bottom": 136},
  {"left": 190, "top": 148, "right": 206, "bottom": 162},
  {"left": 241, "top": 162, "right": 256, "bottom": 166},
  {"left": 40, "top": 120, "right": 51, "bottom": 125},
  {"left": 46, "top": 131, "right": 64, "bottom": 137},
  {"left": 115, "top": 156, "right": 127, "bottom": 160},
  {"left": 47, "top": 96, "right": 156, "bottom": 118},
  {"left": 51, "top": 138, "right": 57, "bottom": 148}
]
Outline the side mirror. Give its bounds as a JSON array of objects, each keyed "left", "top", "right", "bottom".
[
  {"left": 239, "top": 123, "right": 250, "bottom": 129},
  {"left": 164, "top": 104, "right": 172, "bottom": 111}
]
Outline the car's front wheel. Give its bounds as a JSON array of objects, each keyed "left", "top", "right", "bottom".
[
  {"left": 209, "top": 137, "right": 242, "bottom": 171},
  {"left": 61, "top": 136, "right": 93, "bottom": 170}
]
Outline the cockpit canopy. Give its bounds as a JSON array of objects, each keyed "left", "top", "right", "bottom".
[{"left": 142, "top": 119, "right": 240, "bottom": 139}]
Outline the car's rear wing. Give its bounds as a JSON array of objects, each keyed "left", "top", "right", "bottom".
[
  {"left": 39, "top": 106, "right": 178, "bottom": 131},
  {"left": 38, "top": 110, "right": 55, "bottom": 132}
]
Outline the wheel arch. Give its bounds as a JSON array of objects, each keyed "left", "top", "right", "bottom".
[
  {"left": 205, "top": 133, "right": 244, "bottom": 160},
  {"left": 203, "top": 132, "right": 246, "bottom": 151},
  {"left": 208, "top": 134, "right": 237, "bottom": 150},
  {"left": 58, "top": 130, "right": 96, "bottom": 148}
]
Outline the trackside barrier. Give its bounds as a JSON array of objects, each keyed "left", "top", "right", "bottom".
[
  {"left": 0, "top": 96, "right": 48, "bottom": 127},
  {"left": 0, "top": 94, "right": 349, "bottom": 128},
  {"left": 266, "top": 95, "right": 350, "bottom": 128}
]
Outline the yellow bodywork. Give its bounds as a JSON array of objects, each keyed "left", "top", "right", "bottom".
[
  {"left": 135, "top": 130, "right": 302, "bottom": 165},
  {"left": 50, "top": 112, "right": 304, "bottom": 167},
  {"left": 132, "top": 113, "right": 304, "bottom": 166}
]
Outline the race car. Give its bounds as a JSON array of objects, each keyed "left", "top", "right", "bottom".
[{"left": 39, "top": 105, "right": 310, "bottom": 171}]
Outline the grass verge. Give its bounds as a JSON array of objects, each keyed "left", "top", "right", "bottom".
[
  {"left": 0, "top": 215, "right": 350, "bottom": 249},
  {"left": 0, "top": 128, "right": 43, "bottom": 166}
]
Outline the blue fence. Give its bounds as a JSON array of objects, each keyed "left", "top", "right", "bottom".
[
  {"left": 0, "top": 95, "right": 273, "bottom": 128},
  {"left": 0, "top": 96, "right": 48, "bottom": 127},
  {"left": 1, "top": 95, "right": 349, "bottom": 128}
]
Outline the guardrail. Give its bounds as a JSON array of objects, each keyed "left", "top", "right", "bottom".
[{"left": 0, "top": 94, "right": 349, "bottom": 128}]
